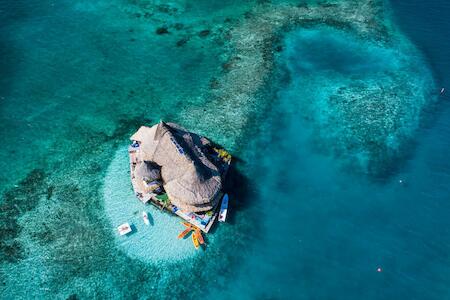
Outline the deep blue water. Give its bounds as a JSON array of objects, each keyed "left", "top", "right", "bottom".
[
  {"left": 391, "top": 0, "right": 450, "bottom": 88},
  {"left": 1, "top": 0, "right": 450, "bottom": 299}
]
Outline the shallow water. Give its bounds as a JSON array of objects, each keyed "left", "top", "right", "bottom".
[
  {"left": 1, "top": 0, "right": 450, "bottom": 299},
  {"left": 103, "top": 147, "right": 199, "bottom": 263}
]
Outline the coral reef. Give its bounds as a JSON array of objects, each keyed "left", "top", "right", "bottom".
[{"left": 180, "top": 0, "right": 434, "bottom": 176}]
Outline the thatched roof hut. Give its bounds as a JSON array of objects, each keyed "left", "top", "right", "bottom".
[
  {"left": 135, "top": 161, "right": 161, "bottom": 182},
  {"left": 130, "top": 121, "right": 222, "bottom": 213}
]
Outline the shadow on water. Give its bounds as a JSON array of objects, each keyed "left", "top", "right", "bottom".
[
  {"left": 224, "top": 159, "right": 254, "bottom": 217},
  {"left": 205, "top": 158, "right": 253, "bottom": 234},
  {"left": 128, "top": 224, "right": 138, "bottom": 236},
  {"left": 147, "top": 212, "right": 154, "bottom": 226}
]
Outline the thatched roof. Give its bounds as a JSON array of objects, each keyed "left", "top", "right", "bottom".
[
  {"left": 135, "top": 161, "right": 161, "bottom": 182},
  {"left": 130, "top": 121, "right": 222, "bottom": 212}
]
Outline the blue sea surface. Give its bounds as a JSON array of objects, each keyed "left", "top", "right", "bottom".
[{"left": 1, "top": 0, "right": 450, "bottom": 299}]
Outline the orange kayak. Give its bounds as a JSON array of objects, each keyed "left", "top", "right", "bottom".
[
  {"left": 195, "top": 229, "right": 205, "bottom": 245},
  {"left": 177, "top": 227, "right": 192, "bottom": 239},
  {"left": 192, "top": 232, "right": 200, "bottom": 249},
  {"left": 182, "top": 221, "right": 193, "bottom": 228}
]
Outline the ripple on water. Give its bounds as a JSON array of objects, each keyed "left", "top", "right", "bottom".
[{"left": 103, "top": 147, "right": 199, "bottom": 263}]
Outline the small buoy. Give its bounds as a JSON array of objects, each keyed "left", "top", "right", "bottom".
[
  {"left": 399, "top": 179, "right": 403, "bottom": 184},
  {"left": 377, "top": 267, "right": 382, "bottom": 272},
  {"left": 440, "top": 88, "right": 445, "bottom": 95}
]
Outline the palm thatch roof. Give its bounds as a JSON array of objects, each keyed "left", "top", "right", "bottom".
[
  {"left": 130, "top": 121, "right": 222, "bottom": 212},
  {"left": 135, "top": 161, "right": 161, "bottom": 182}
]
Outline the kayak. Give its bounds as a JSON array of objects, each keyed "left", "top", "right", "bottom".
[
  {"left": 218, "top": 194, "right": 229, "bottom": 222},
  {"left": 192, "top": 232, "right": 200, "bottom": 249},
  {"left": 142, "top": 211, "right": 150, "bottom": 225},
  {"left": 195, "top": 229, "right": 205, "bottom": 245},
  {"left": 177, "top": 227, "right": 192, "bottom": 239}
]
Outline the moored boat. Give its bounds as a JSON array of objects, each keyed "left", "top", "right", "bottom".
[
  {"left": 118, "top": 223, "right": 132, "bottom": 236},
  {"left": 218, "top": 193, "right": 229, "bottom": 222},
  {"left": 177, "top": 227, "right": 192, "bottom": 239},
  {"left": 195, "top": 229, "right": 205, "bottom": 245},
  {"left": 142, "top": 211, "right": 150, "bottom": 225},
  {"left": 192, "top": 232, "right": 200, "bottom": 249}
]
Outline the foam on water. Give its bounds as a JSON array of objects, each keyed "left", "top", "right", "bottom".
[{"left": 103, "top": 147, "right": 199, "bottom": 263}]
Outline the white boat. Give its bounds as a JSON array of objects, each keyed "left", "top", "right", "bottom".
[
  {"left": 117, "top": 223, "right": 132, "bottom": 236},
  {"left": 218, "top": 193, "right": 229, "bottom": 222},
  {"left": 142, "top": 211, "right": 150, "bottom": 225}
]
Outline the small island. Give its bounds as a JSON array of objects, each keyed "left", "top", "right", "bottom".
[{"left": 128, "top": 121, "right": 231, "bottom": 233}]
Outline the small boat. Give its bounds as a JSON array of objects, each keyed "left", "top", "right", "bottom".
[
  {"left": 218, "top": 193, "right": 229, "bottom": 222},
  {"left": 118, "top": 223, "right": 132, "bottom": 236},
  {"left": 441, "top": 87, "right": 446, "bottom": 95},
  {"left": 192, "top": 232, "right": 200, "bottom": 249},
  {"left": 195, "top": 229, "right": 205, "bottom": 245},
  {"left": 177, "top": 227, "right": 192, "bottom": 239},
  {"left": 142, "top": 211, "right": 150, "bottom": 225}
]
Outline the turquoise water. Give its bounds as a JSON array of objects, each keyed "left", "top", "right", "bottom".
[
  {"left": 103, "top": 147, "right": 199, "bottom": 263},
  {"left": 1, "top": 0, "right": 450, "bottom": 299}
]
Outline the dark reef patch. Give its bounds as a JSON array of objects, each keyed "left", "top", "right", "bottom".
[
  {"left": 156, "top": 4, "right": 178, "bottom": 15},
  {"left": 198, "top": 29, "right": 211, "bottom": 37},
  {"left": 221, "top": 56, "right": 241, "bottom": 73},
  {"left": 176, "top": 37, "right": 190, "bottom": 47},
  {"left": 66, "top": 294, "right": 77, "bottom": 300},
  {"left": 209, "top": 77, "right": 220, "bottom": 89},
  {"left": 0, "top": 169, "right": 48, "bottom": 263},
  {"left": 173, "top": 23, "right": 184, "bottom": 30},
  {"left": 155, "top": 27, "right": 169, "bottom": 35},
  {"left": 29, "top": 181, "right": 113, "bottom": 284}
]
